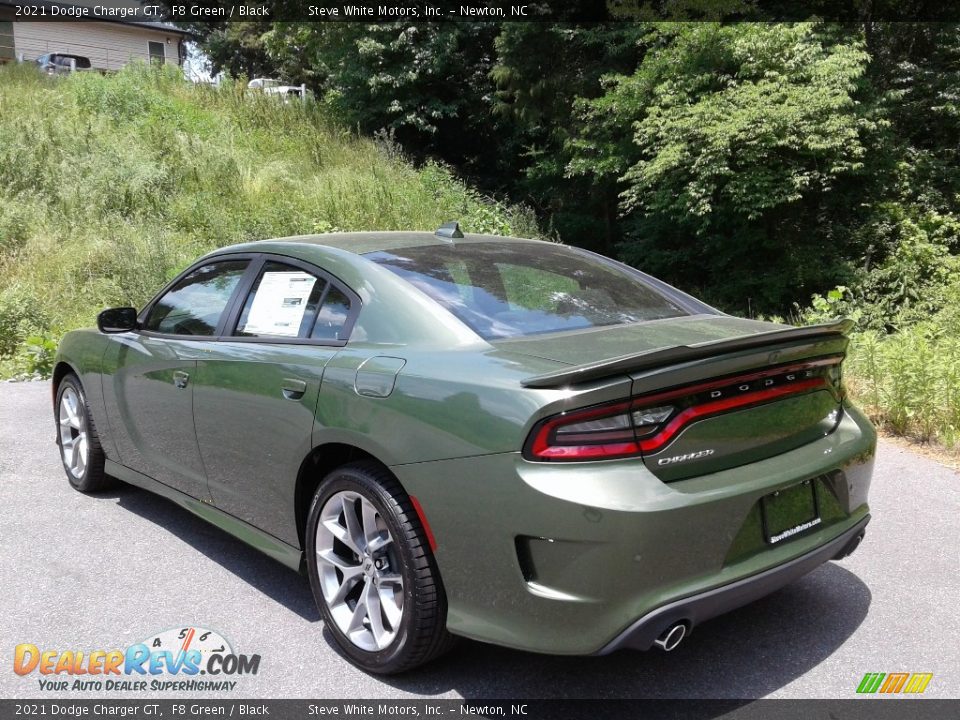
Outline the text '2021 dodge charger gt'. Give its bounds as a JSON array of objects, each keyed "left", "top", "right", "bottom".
[{"left": 53, "top": 226, "right": 875, "bottom": 673}]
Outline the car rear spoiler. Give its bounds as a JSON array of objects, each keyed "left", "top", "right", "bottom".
[{"left": 520, "top": 318, "right": 854, "bottom": 389}]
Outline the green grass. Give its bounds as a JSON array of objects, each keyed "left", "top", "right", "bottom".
[
  {"left": 0, "top": 63, "right": 538, "bottom": 375},
  {"left": 798, "top": 286, "right": 960, "bottom": 452},
  {"left": 845, "top": 327, "right": 960, "bottom": 451}
]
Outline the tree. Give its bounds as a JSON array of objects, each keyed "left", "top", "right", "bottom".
[
  {"left": 569, "top": 23, "right": 882, "bottom": 312},
  {"left": 266, "top": 22, "right": 503, "bottom": 172},
  {"left": 490, "top": 23, "right": 649, "bottom": 252}
]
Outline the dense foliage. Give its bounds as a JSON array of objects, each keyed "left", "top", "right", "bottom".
[
  {"left": 0, "top": 64, "right": 536, "bottom": 375},
  {"left": 196, "top": 19, "right": 960, "bottom": 320},
  {"left": 4, "top": 20, "right": 960, "bottom": 449},
  {"left": 184, "top": 18, "right": 960, "bottom": 448}
]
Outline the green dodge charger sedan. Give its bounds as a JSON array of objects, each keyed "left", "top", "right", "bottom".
[{"left": 53, "top": 225, "right": 876, "bottom": 673}]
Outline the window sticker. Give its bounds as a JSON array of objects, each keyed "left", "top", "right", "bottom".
[{"left": 240, "top": 271, "right": 317, "bottom": 337}]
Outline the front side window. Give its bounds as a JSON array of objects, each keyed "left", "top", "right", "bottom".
[
  {"left": 366, "top": 242, "right": 689, "bottom": 340},
  {"left": 144, "top": 260, "right": 248, "bottom": 336},
  {"left": 52, "top": 54, "right": 91, "bottom": 69}
]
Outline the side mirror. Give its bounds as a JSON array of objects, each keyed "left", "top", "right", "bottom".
[{"left": 97, "top": 307, "right": 139, "bottom": 334}]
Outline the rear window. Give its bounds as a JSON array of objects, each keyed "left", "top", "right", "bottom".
[
  {"left": 53, "top": 55, "right": 91, "bottom": 69},
  {"left": 365, "top": 242, "right": 689, "bottom": 340}
]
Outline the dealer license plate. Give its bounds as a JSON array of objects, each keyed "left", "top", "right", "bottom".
[{"left": 761, "top": 479, "right": 821, "bottom": 545}]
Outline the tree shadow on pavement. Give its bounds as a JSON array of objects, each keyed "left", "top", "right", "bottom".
[{"left": 107, "top": 483, "right": 320, "bottom": 622}]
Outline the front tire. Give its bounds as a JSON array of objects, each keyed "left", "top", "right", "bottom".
[
  {"left": 305, "top": 462, "right": 454, "bottom": 674},
  {"left": 56, "top": 374, "right": 113, "bottom": 493}
]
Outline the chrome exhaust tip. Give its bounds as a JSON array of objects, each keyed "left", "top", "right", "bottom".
[{"left": 653, "top": 622, "right": 687, "bottom": 652}]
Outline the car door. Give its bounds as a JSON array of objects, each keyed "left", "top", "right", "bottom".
[
  {"left": 191, "top": 256, "right": 359, "bottom": 544},
  {"left": 103, "top": 257, "right": 253, "bottom": 498}
]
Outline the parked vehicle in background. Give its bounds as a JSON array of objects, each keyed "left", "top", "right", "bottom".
[
  {"left": 52, "top": 225, "right": 876, "bottom": 674},
  {"left": 247, "top": 77, "right": 282, "bottom": 91},
  {"left": 267, "top": 85, "right": 314, "bottom": 103},
  {"left": 35, "top": 53, "right": 91, "bottom": 74},
  {"left": 247, "top": 77, "right": 314, "bottom": 104}
]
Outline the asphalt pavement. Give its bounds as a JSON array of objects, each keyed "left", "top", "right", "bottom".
[{"left": 1, "top": 380, "right": 957, "bottom": 699}]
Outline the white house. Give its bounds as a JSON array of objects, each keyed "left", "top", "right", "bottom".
[{"left": 0, "top": 1, "right": 189, "bottom": 71}]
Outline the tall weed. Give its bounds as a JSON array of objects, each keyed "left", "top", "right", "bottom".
[{"left": 846, "top": 324, "right": 960, "bottom": 448}]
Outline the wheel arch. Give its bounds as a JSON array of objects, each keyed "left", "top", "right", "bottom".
[
  {"left": 52, "top": 360, "right": 76, "bottom": 390},
  {"left": 51, "top": 360, "right": 79, "bottom": 409},
  {"left": 294, "top": 442, "right": 398, "bottom": 551}
]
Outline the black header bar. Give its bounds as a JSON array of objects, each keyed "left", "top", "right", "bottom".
[
  {"left": 4, "top": 0, "right": 960, "bottom": 23},
  {"left": 0, "top": 700, "right": 958, "bottom": 720}
]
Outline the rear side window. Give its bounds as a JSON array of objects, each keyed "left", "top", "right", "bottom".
[
  {"left": 311, "top": 286, "right": 351, "bottom": 340},
  {"left": 366, "top": 242, "right": 689, "bottom": 340},
  {"left": 144, "top": 260, "right": 249, "bottom": 336},
  {"left": 233, "top": 261, "right": 353, "bottom": 341},
  {"left": 235, "top": 262, "right": 324, "bottom": 338}
]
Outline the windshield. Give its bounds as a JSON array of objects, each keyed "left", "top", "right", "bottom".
[{"left": 365, "top": 242, "right": 690, "bottom": 340}]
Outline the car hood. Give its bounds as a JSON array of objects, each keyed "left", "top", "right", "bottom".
[{"left": 489, "top": 313, "right": 784, "bottom": 366}]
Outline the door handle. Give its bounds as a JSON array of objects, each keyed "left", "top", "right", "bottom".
[
  {"left": 173, "top": 370, "right": 190, "bottom": 389},
  {"left": 281, "top": 378, "right": 307, "bottom": 400}
]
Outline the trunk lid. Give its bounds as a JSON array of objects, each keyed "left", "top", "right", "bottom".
[
  {"left": 506, "top": 315, "right": 850, "bottom": 481},
  {"left": 496, "top": 314, "right": 782, "bottom": 370}
]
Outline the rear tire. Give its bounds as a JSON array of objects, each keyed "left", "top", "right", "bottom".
[
  {"left": 56, "top": 374, "right": 113, "bottom": 493},
  {"left": 305, "top": 461, "right": 455, "bottom": 674}
]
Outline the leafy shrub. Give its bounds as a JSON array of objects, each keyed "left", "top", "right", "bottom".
[
  {"left": 21, "top": 335, "right": 58, "bottom": 378},
  {"left": 0, "top": 284, "right": 50, "bottom": 357},
  {"left": 846, "top": 325, "right": 960, "bottom": 448}
]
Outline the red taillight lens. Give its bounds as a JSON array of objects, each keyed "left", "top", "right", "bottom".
[
  {"left": 525, "top": 401, "right": 674, "bottom": 461},
  {"left": 524, "top": 356, "right": 842, "bottom": 462},
  {"left": 527, "top": 401, "right": 674, "bottom": 460}
]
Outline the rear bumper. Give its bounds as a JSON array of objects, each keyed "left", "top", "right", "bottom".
[
  {"left": 598, "top": 514, "right": 869, "bottom": 654},
  {"left": 392, "top": 403, "right": 877, "bottom": 656}
]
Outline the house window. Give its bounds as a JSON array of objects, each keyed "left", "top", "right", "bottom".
[
  {"left": 0, "top": 21, "right": 14, "bottom": 62},
  {"left": 148, "top": 41, "right": 165, "bottom": 65}
]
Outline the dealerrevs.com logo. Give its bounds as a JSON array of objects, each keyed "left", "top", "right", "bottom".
[
  {"left": 14, "top": 627, "right": 260, "bottom": 692},
  {"left": 856, "top": 672, "right": 933, "bottom": 695}
]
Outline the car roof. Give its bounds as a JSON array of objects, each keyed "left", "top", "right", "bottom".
[
  {"left": 251, "top": 231, "right": 543, "bottom": 255},
  {"left": 203, "top": 231, "right": 550, "bottom": 274},
  {"left": 199, "top": 231, "right": 552, "bottom": 348}
]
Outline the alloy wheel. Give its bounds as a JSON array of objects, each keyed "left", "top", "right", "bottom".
[
  {"left": 58, "top": 386, "right": 88, "bottom": 480},
  {"left": 315, "top": 490, "right": 404, "bottom": 652}
]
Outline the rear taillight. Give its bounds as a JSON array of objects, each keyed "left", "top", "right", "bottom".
[
  {"left": 523, "top": 356, "right": 842, "bottom": 462},
  {"left": 525, "top": 400, "right": 675, "bottom": 461}
]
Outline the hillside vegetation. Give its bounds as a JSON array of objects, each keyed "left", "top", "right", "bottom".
[
  {"left": 0, "top": 59, "right": 957, "bottom": 456},
  {"left": 0, "top": 63, "right": 536, "bottom": 375},
  {"left": 201, "top": 19, "right": 960, "bottom": 454}
]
